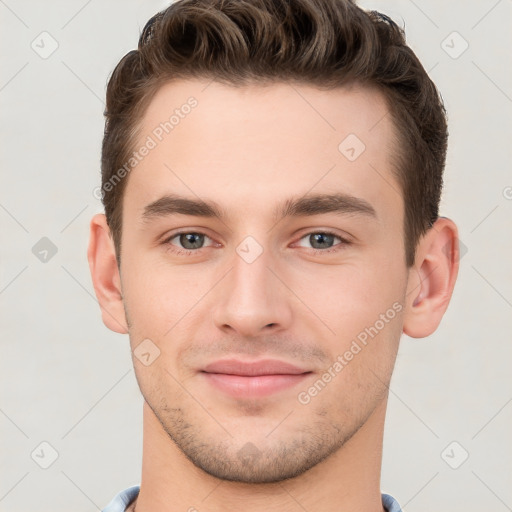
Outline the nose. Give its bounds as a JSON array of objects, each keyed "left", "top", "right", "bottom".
[{"left": 212, "top": 243, "right": 293, "bottom": 338}]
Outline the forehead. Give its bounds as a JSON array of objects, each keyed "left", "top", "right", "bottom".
[{"left": 123, "top": 79, "right": 402, "bottom": 225}]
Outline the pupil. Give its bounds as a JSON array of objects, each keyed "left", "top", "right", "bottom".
[
  {"left": 180, "top": 233, "right": 203, "bottom": 249},
  {"left": 311, "top": 233, "right": 333, "bottom": 249}
]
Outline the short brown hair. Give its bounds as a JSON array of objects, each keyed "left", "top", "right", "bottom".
[{"left": 101, "top": 0, "right": 448, "bottom": 268}]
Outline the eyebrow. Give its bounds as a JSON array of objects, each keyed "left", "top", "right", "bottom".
[{"left": 141, "top": 192, "right": 377, "bottom": 223}]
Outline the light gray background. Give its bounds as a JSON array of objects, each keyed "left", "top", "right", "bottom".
[{"left": 1, "top": 1, "right": 511, "bottom": 511}]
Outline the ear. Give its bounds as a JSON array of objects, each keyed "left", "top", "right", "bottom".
[
  {"left": 403, "top": 217, "right": 460, "bottom": 338},
  {"left": 87, "top": 213, "right": 128, "bottom": 334}
]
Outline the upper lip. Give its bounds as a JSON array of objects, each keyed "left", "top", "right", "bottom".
[{"left": 202, "top": 359, "right": 310, "bottom": 376}]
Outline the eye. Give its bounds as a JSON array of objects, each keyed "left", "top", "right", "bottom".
[
  {"left": 295, "top": 231, "right": 350, "bottom": 253},
  {"left": 163, "top": 231, "right": 216, "bottom": 255},
  {"left": 161, "top": 229, "right": 351, "bottom": 257}
]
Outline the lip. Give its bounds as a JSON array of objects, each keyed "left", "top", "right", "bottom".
[{"left": 201, "top": 359, "right": 312, "bottom": 399}]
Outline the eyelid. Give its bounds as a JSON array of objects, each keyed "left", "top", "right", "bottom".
[
  {"left": 292, "top": 230, "right": 351, "bottom": 250},
  {"left": 162, "top": 229, "right": 218, "bottom": 249}
]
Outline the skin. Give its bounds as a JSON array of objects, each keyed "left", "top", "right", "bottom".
[{"left": 88, "top": 79, "right": 459, "bottom": 512}]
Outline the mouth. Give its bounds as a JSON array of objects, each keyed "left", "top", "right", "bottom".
[{"left": 200, "top": 359, "right": 313, "bottom": 398}]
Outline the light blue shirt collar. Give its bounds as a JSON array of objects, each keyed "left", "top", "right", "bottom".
[{"left": 102, "top": 485, "right": 403, "bottom": 511}]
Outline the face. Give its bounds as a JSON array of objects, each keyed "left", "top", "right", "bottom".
[{"left": 118, "top": 79, "right": 408, "bottom": 483}]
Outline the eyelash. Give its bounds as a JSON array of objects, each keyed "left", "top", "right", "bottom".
[{"left": 161, "top": 230, "right": 351, "bottom": 256}]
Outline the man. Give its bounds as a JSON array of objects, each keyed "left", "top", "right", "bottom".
[{"left": 88, "top": 0, "right": 460, "bottom": 510}]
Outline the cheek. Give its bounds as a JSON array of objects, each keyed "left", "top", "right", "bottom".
[
  {"left": 122, "top": 257, "right": 215, "bottom": 363},
  {"left": 303, "top": 259, "right": 405, "bottom": 365},
  {"left": 304, "top": 262, "right": 401, "bottom": 323}
]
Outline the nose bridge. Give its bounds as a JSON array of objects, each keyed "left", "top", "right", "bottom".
[
  {"left": 232, "top": 238, "right": 272, "bottom": 300},
  {"left": 212, "top": 235, "right": 291, "bottom": 335}
]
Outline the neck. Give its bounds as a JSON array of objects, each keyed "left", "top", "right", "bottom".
[{"left": 132, "top": 398, "right": 388, "bottom": 512}]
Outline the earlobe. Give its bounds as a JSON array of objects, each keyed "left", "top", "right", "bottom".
[
  {"left": 87, "top": 213, "right": 129, "bottom": 334},
  {"left": 403, "top": 217, "right": 460, "bottom": 339}
]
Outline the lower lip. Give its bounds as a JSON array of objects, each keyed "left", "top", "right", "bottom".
[{"left": 202, "top": 372, "right": 311, "bottom": 398}]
